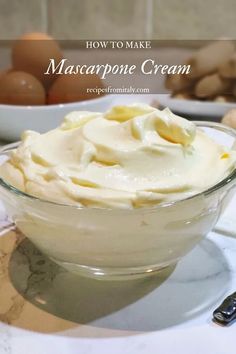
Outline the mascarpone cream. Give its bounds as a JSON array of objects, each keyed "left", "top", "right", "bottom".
[{"left": 0, "top": 104, "right": 235, "bottom": 208}]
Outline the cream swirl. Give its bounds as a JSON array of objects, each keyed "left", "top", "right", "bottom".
[{"left": 0, "top": 104, "right": 235, "bottom": 208}]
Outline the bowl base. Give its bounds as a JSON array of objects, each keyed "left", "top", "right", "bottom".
[{"left": 50, "top": 257, "right": 178, "bottom": 281}]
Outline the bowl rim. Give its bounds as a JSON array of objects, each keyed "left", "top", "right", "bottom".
[
  {"left": 0, "top": 94, "right": 113, "bottom": 111},
  {"left": 0, "top": 120, "right": 235, "bottom": 212}
]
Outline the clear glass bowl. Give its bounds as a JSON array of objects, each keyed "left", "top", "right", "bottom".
[{"left": 0, "top": 122, "right": 235, "bottom": 280}]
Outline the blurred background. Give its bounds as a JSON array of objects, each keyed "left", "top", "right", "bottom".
[
  {"left": 1, "top": 0, "right": 236, "bottom": 142},
  {"left": 0, "top": 0, "right": 236, "bottom": 41}
]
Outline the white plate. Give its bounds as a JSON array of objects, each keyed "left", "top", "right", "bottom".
[
  {"left": 156, "top": 94, "right": 236, "bottom": 120},
  {"left": 0, "top": 95, "right": 114, "bottom": 142}
]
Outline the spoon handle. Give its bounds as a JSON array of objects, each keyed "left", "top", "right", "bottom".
[{"left": 213, "top": 292, "right": 236, "bottom": 325}]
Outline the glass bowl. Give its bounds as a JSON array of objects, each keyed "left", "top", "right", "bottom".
[{"left": 0, "top": 122, "right": 235, "bottom": 280}]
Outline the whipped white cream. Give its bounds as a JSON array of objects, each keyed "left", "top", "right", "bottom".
[{"left": 0, "top": 104, "right": 235, "bottom": 208}]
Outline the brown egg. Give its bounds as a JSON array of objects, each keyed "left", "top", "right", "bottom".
[
  {"left": 0, "top": 68, "right": 12, "bottom": 79},
  {"left": 0, "top": 71, "right": 46, "bottom": 105},
  {"left": 0, "top": 69, "right": 5, "bottom": 80},
  {"left": 12, "top": 32, "right": 63, "bottom": 89},
  {"left": 48, "top": 74, "right": 105, "bottom": 104}
]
